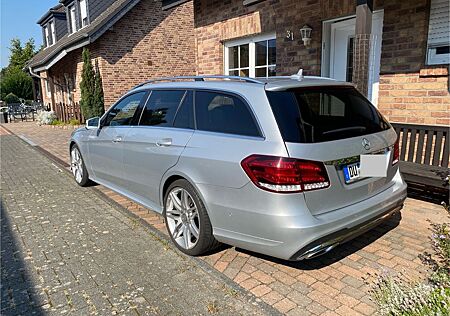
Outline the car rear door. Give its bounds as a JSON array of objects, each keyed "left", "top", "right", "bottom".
[
  {"left": 266, "top": 86, "right": 398, "bottom": 216},
  {"left": 122, "top": 90, "right": 195, "bottom": 208},
  {"left": 88, "top": 91, "right": 148, "bottom": 188}
]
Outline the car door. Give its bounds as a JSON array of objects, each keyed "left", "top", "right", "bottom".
[
  {"left": 88, "top": 91, "right": 148, "bottom": 189},
  {"left": 122, "top": 90, "right": 195, "bottom": 208}
]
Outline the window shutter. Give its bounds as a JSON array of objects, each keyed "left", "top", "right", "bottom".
[{"left": 427, "top": 0, "right": 450, "bottom": 48}]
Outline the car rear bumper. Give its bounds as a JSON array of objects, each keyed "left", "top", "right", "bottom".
[
  {"left": 202, "top": 169, "right": 407, "bottom": 261},
  {"left": 290, "top": 201, "right": 403, "bottom": 260}
]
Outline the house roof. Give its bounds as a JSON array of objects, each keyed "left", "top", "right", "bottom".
[
  {"left": 29, "top": 0, "right": 141, "bottom": 71},
  {"left": 37, "top": 4, "right": 66, "bottom": 25}
]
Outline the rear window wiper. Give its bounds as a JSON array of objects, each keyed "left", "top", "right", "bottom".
[{"left": 322, "top": 126, "right": 366, "bottom": 135}]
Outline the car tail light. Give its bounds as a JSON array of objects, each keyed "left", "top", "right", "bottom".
[
  {"left": 392, "top": 138, "right": 400, "bottom": 165},
  {"left": 241, "top": 155, "right": 330, "bottom": 193}
]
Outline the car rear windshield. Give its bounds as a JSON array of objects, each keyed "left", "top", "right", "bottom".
[{"left": 266, "top": 86, "right": 391, "bottom": 143}]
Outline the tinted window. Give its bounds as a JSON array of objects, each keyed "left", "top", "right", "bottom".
[
  {"left": 173, "top": 90, "right": 194, "bottom": 129},
  {"left": 195, "top": 91, "right": 260, "bottom": 137},
  {"left": 267, "top": 87, "right": 390, "bottom": 143},
  {"left": 103, "top": 92, "right": 146, "bottom": 127},
  {"left": 140, "top": 90, "right": 186, "bottom": 127}
]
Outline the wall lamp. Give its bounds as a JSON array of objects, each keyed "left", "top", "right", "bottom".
[{"left": 300, "top": 25, "right": 312, "bottom": 47}]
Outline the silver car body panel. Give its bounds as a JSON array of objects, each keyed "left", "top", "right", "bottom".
[{"left": 70, "top": 77, "right": 407, "bottom": 260}]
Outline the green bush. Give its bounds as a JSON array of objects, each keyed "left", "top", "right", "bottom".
[
  {"left": 80, "top": 48, "right": 104, "bottom": 119},
  {"left": 50, "top": 119, "right": 64, "bottom": 126},
  {"left": 68, "top": 119, "right": 80, "bottom": 126},
  {"left": 372, "top": 274, "right": 449, "bottom": 316},
  {"left": 4, "top": 93, "right": 20, "bottom": 104}
]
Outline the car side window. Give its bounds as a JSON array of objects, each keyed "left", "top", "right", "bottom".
[
  {"left": 103, "top": 92, "right": 146, "bottom": 127},
  {"left": 139, "top": 90, "right": 186, "bottom": 127},
  {"left": 173, "top": 90, "right": 194, "bottom": 129},
  {"left": 195, "top": 91, "right": 260, "bottom": 137}
]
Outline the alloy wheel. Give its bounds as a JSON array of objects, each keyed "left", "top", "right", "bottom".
[
  {"left": 71, "top": 147, "right": 83, "bottom": 184},
  {"left": 165, "top": 187, "right": 200, "bottom": 250}
]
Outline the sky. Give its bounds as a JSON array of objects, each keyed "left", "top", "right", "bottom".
[{"left": 1, "top": 0, "right": 57, "bottom": 68}]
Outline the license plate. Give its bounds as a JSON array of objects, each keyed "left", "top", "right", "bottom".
[{"left": 343, "top": 162, "right": 360, "bottom": 183}]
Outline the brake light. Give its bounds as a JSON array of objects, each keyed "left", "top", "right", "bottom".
[
  {"left": 392, "top": 138, "right": 400, "bottom": 165},
  {"left": 241, "top": 155, "right": 330, "bottom": 193}
]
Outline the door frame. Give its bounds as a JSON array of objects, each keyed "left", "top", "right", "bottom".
[{"left": 321, "top": 10, "right": 384, "bottom": 106}]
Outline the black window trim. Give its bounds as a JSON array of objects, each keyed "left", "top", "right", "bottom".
[
  {"left": 100, "top": 90, "right": 149, "bottom": 128},
  {"left": 266, "top": 85, "right": 391, "bottom": 144},
  {"left": 102, "top": 88, "right": 265, "bottom": 139},
  {"left": 136, "top": 89, "right": 192, "bottom": 129},
  {"left": 193, "top": 89, "right": 264, "bottom": 139}
]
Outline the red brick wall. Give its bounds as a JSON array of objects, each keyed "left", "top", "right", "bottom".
[
  {"left": 195, "top": 0, "right": 449, "bottom": 126},
  {"left": 377, "top": 0, "right": 450, "bottom": 126},
  {"left": 378, "top": 68, "right": 450, "bottom": 126},
  {"left": 92, "top": 0, "right": 196, "bottom": 106},
  {"left": 42, "top": 0, "right": 195, "bottom": 109},
  {"left": 194, "top": 0, "right": 355, "bottom": 76}
]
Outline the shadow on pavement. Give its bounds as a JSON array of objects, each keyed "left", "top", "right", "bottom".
[
  {"left": 235, "top": 212, "right": 402, "bottom": 270},
  {"left": 1, "top": 200, "right": 46, "bottom": 315}
]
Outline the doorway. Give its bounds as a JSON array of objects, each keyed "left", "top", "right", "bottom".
[{"left": 322, "top": 11, "right": 384, "bottom": 106}]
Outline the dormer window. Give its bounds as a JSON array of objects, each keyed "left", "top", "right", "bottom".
[
  {"left": 79, "top": 0, "right": 88, "bottom": 27},
  {"left": 49, "top": 21, "right": 56, "bottom": 45},
  {"left": 68, "top": 4, "right": 77, "bottom": 33},
  {"left": 44, "top": 25, "right": 50, "bottom": 47}
]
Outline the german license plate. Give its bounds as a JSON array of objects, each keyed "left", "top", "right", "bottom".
[{"left": 343, "top": 162, "right": 360, "bottom": 183}]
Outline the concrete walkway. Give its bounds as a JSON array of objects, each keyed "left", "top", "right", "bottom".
[{"left": 2, "top": 122, "right": 448, "bottom": 315}]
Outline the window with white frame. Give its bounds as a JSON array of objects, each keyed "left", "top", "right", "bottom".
[
  {"left": 44, "top": 25, "right": 50, "bottom": 47},
  {"left": 49, "top": 21, "right": 56, "bottom": 45},
  {"left": 426, "top": 0, "right": 450, "bottom": 65},
  {"left": 225, "top": 34, "right": 276, "bottom": 78},
  {"left": 79, "top": 0, "right": 88, "bottom": 27},
  {"left": 68, "top": 5, "right": 77, "bottom": 33},
  {"left": 45, "top": 80, "right": 51, "bottom": 97}
]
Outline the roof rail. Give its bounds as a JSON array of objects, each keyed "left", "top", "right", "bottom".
[{"left": 133, "top": 75, "right": 264, "bottom": 89}]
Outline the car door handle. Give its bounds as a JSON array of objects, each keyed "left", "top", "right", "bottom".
[
  {"left": 156, "top": 138, "right": 172, "bottom": 147},
  {"left": 112, "top": 136, "right": 123, "bottom": 143}
]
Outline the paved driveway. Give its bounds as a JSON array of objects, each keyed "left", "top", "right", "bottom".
[
  {"left": 1, "top": 134, "right": 273, "bottom": 315},
  {"left": 2, "top": 122, "right": 448, "bottom": 315}
]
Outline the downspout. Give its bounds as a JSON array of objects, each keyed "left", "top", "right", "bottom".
[
  {"left": 28, "top": 66, "right": 44, "bottom": 80},
  {"left": 28, "top": 66, "right": 59, "bottom": 110}
]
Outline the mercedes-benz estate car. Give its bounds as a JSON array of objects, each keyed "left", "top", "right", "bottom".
[{"left": 69, "top": 74, "right": 407, "bottom": 261}]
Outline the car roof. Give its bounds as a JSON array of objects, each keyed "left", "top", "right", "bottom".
[{"left": 129, "top": 75, "right": 354, "bottom": 95}]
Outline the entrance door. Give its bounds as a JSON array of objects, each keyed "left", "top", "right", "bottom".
[{"left": 323, "top": 11, "right": 383, "bottom": 105}]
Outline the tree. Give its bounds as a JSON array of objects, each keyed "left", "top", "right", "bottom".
[
  {"left": 8, "top": 38, "right": 36, "bottom": 69},
  {"left": 79, "top": 48, "right": 96, "bottom": 119},
  {"left": 1, "top": 67, "right": 34, "bottom": 100},
  {"left": 0, "top": 38, "right": 36, "bottom": 100},
  {"left": 93, "top": 60, "right": 105, "bottom": 117}
]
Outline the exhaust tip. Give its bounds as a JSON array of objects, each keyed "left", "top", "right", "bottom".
[{"left": 297, "top": 242, "right": 338, "bottom": 260}]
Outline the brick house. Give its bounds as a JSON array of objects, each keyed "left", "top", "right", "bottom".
[
  {"left": 29, "top": 0, "right": 195, "bottom": 113},
  {"left": 166, "top": 0, "right": 449, "bottom": 126}
]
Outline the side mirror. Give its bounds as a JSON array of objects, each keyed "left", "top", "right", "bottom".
[{"left": 86, "top": 117, "right": 100, "bottom": 130}]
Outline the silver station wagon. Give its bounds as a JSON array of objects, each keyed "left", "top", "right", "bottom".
[{"left": 70, "top": 74, "right": 407, "bottom": 261}]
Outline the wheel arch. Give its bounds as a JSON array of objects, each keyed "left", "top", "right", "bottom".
[
  {"left": 160, "top": 172, "right": 210, "bottom": 217},
  {"left": 69, "top": 140, "right": 77, "bottom": 151}
]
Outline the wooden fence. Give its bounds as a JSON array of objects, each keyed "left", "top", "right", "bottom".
[{"left": 54, "top": 102, "right": 85, "bottom": 124}]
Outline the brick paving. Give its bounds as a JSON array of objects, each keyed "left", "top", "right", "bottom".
[
  {"left": 2, "top": 122, "right": 449, "bottom": 315},
  {"left": 1, "top": 134, "right": 271, "bottom": 315}
]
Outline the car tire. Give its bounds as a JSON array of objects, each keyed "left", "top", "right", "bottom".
[
  {"left": 164, "top": 179, "right": 220, "bottom": 256},
  {"left": 70, "top": 144, "right": 91, "bottom": 187}
]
